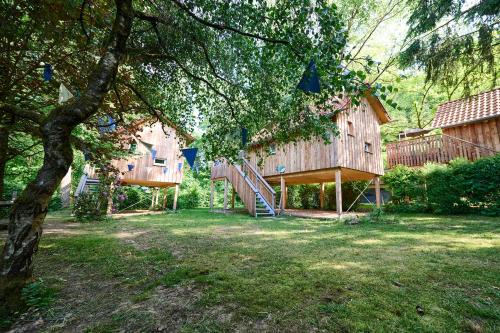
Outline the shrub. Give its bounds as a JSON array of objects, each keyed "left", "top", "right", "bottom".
[
  {"left": 73, "top": 192, "right": 107, "bottom": 221},
  {"left": 382, "top": 165, "right": 425, "bottom": 205},
  {"left": 384, "top": 155, "right": 500, "bottom": 215}
]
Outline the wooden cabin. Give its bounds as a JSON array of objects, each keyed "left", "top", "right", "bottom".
[
  {"left": 387, "top": 88, "right": 499, "bottom": 168},
  {"left": 210, "top": 94, "right": 391, "bottom": 217},
  {"left": 76, "top": 121, "right": 193, "bottom": 211}
]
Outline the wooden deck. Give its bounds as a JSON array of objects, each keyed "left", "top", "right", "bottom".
[{"left": 386, "top": 134, "right": 497, "bottom": 168}]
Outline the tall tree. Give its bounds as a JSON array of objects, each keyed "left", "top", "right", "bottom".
[
  {"left": 400, "top": 0, "right": 499, "bottom": 96},
  {"left": 0, "top": 0, "right": 383, "bottom": 312}
]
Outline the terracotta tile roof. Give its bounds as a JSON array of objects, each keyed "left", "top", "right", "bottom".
[{"left": 432, "top": 88, "right": 500, "bottom": 128}]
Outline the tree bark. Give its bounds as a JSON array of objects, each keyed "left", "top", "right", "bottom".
[
  {"left": 0, "top": 124, "right": 7, "bottom": 200},
  {"left": 0, "top": 0, "right": 134, "bottom": 314}
]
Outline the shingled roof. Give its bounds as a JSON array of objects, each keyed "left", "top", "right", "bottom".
[{"left": 432, "top": 88, "right": 500, "bottom": 128}]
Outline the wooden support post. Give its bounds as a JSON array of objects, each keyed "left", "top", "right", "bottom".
[
  {"left": 284, "top": 186, "right": 288, "bottom": 209},
  {"left": 319, "top": 182, "right": 325, "bottom": 209},
  {"left": 173, "top": 184, "right": 179, "bottom": 211},
  {"left": 374, "top": 176, "right": 381, "bottom": 208},
  {"left": 106, "top": 182, "right": 115, "bottom": 216},
  {"left": 223, "top": 178, "right": 228, "bottom": 210},
  {"left": 162, "top": 188, "right": 168, "bottom": 209},
  {"left": 154, "top": 187, "right": 160, "bottom": 207},
  {"left": 280, "top": 176, "right": 286, "bottom": 213},
  {"left": 210, "top": 181, "right": 214, "bottom": 211},
  {"left": 150, "top": 188, "right": 156, "bottom": 210},
  {"left": 335, "top": 169, "right": 342, "bottom": 216},
  {"left": 231, "top": 187, "right": 235, "bottom": 209}
]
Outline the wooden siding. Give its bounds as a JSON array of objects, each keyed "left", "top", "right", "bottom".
[
  {"left": 87, "top": 123, "right": 186, "bottom": 187},
  {"left": 246, "top": 97, "right": 384, "bottom": 180},
  {"left": 336, "top": 102, "right": 384, "bottom": 175},
  {"left": 443, "top": 118, "right": 500, "bottom": 152}
]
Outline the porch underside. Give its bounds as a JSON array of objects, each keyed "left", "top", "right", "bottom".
[
  {"left": 119, "top": 179, "right": 179, "bottom": 188},
  {"left": 263, "top": 167, "right": 379, "bottom": 185}
]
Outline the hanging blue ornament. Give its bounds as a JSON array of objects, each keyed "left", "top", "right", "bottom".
[
  {"left": 181, "top": 148, "right": 198, "bottom": 169},
  {"left": 241, "top": 128, "right": 248, "bottom": 146},
  {"left": 297, "top": 59, "right": 320, "bottom": 93},
  {"left": 83, "top": 150, "right": 90, "bottom": 161},
  {"left": 127, "top": 164, "right": 135, "bottom": 171},
  {"left": 43, "top": 64, "right": 52, "bottom": 81},
  {"left": 151, "top": 148, "right": 157, "bottom": 161},
  {"left": 163, "top": 167, "right": 168, "bottom": 174},
  {"left": 108, "top": 115, "right": 116, "bottom": 131},
  {"left": 178, "top": 162, "right": 183, "bottom": 172}
]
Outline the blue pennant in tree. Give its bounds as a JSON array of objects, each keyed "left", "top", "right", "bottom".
[
  {"left": 178, "top": 162, "right": 183, "bottom": 172},
  {"left": 43, "top": 64, "right": 52, "bottom": 81},
  {"left": 127, "top": 164, "right": 135, "bottom": 171},
  {"left": 163, "top": 167, "right": 168, "bottom": 174},
  {"left": 241, "top": 128, "right": 248, "bottom": 146},
  {"left": 181, "top": 148, "right": 198, "bottom": 170},
  {"left": 297, "top": 59, "right": 320, "bottom": 93},
  {"left": 98, "top": 115, "right": 116, "bottom": 134},
  {"left": 151, "top": 148, "right": 157, "bottom": 161}
]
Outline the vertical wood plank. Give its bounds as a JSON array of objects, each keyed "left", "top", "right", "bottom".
[
  {"left": 173, "top": 184, "right": 179, "bottom": 211},
  {"left": 335, "top": 169, "right": 342, "bottom": 216}
]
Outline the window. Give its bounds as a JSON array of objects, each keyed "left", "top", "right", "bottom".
[
  {"left": 153, "top": 158, "right": 167, "bottom": 166},
  {"left": 129, "top": 142, "right": 137, "bottom": 154},
  {"left": 364, "top": 142, "right": 373, "bottom": 154},
  {"left": 347, "top": 121, "right": 354, "bottom": 136},
  {"left": 268, "top": 143, "right": 276, "bottom": 155}
]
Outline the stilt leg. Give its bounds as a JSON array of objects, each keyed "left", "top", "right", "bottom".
[
  {"left": 335, "top": 169, "right": 342, "bottom": 216},
  {"left": 173, "top": 184, "right": 179, "bottom": 211}
]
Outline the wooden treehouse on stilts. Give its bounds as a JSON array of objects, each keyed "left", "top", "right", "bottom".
[
  {"left": 387, "top": 88, "right": 499, "bottom": 168},
  {"left": 75, "top": 121, "right": 193, "bottom": 212},
  {"left": 210, "top": 94, "right": 391, "bottom": 217}
]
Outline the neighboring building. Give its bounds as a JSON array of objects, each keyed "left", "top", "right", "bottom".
[
  {"left": 210, "top": 94, "right": 391, "bottom": 217},
  {"left": 76, "top": 121, "right": 193, "bottom": 211},
  {"left": 387, "top": 88, "right": 499, "bottom": 168},
  {"left": 432, "top": 87, "right": 500, "bottom": 151}
]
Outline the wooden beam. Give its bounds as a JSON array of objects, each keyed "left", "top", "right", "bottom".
[
  {"left": 374, "top": 176, "right": 381, "bottom": 208},
  {"left": 335, "top": 169, "right": 342, "bottom": 216},
  {"left": 154, "top": 187, "right": 160, "bottom": 207},
  {"left": 150, "top": 188, "right": 156, "bottom": 210},
  {"left": 223, "top": 178, "right": 228, "bottom": 210},
  {"left": 280, "top": 176, "right": 286, "bottom": 213},
  {"left": 284, "top": 185, "right": 288, "bottom": 209},
  {"left": 231, "top": 187, "right": 235, "bottom": 209},
  {"left": 319, "top": 182, "right": 325, "bottom": 209},
  {"left": 173, "top": 184, "right": 179, "bottom": 211},
  {"left": 210, "top": 180, "right": 214, "bottom": 211},
  {"left": 162, "top": 188, "right": 168, "bottom": 209}
]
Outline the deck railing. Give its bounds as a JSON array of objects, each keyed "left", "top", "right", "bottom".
[
  {"left": 387, "top": 134, "right": 497, "bottom": 168},
  {"left": 240, "top": 158, "right": 276, "bottom": 211}
]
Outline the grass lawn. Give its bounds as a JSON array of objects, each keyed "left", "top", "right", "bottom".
[{"left": 2, "top": 209, "right": 499, "bottom": 332}]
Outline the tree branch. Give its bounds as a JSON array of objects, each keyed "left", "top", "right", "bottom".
[{"left": 0, "top": 103, "right": 45, "bottom": 124}]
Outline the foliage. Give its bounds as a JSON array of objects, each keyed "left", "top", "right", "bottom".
[
  {"left": 73, "top": 192, "right": 107, "bottom": 221},
  {"left": 384, "top": 155, "right": 500, "bottom": 215},
  {"left": 400, "top": 0, "right": 499, "bottom": 95},
  {"left": 21, "top": 278, "right": 56, "bottom": 310},
  {"left": 382, "top": 165, "right": 425, "bottom": 204}
]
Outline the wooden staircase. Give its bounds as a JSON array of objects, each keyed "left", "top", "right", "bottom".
[
  {"left": 212, "top": 158, "right": 276, "bottom": 217},
  {"left": 75, "top": 165, "right": 100, "bottom": 198}
]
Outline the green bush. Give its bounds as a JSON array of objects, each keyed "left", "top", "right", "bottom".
[
  {"left": 384, "top": 155, "right": 500, "bottom": 215},
  {"left": 382, "top": 165, "right": 425, "bottom": 204}
]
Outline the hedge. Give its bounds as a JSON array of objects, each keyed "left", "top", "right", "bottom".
[{"left": 383, "top": 154, "right": 500, "bottom": 215}]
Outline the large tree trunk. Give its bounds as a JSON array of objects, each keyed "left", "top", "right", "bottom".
[{"left": 0, "top": 0, "right": 133, "bottom": 314}]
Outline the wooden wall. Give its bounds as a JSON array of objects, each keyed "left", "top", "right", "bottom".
[
  {"left": 443, "top": 118, "right": 500, "bottom": 152},
  {"left": 113, "top": 122, "right": 186, "bottom": 187},
  {"left": 246, "top": 97, "right": 384, "bottom": 179},
  {"left": 336, "top": 102, "right": 384, "bottom": 175}
]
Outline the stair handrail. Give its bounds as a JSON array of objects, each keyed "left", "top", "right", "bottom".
[
  {"left": 234, "top": 165, "right": 259, "bottom": 193},
  {"left": 442, "top": 134, "right": 497, "bottom": 152},
  {"left": 241, "top": 158, "right": 276, "bottom": 195}
]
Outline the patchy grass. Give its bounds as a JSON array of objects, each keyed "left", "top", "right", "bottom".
[{"left": 2, "top": 209, "right": 499, "bottom": 332}]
